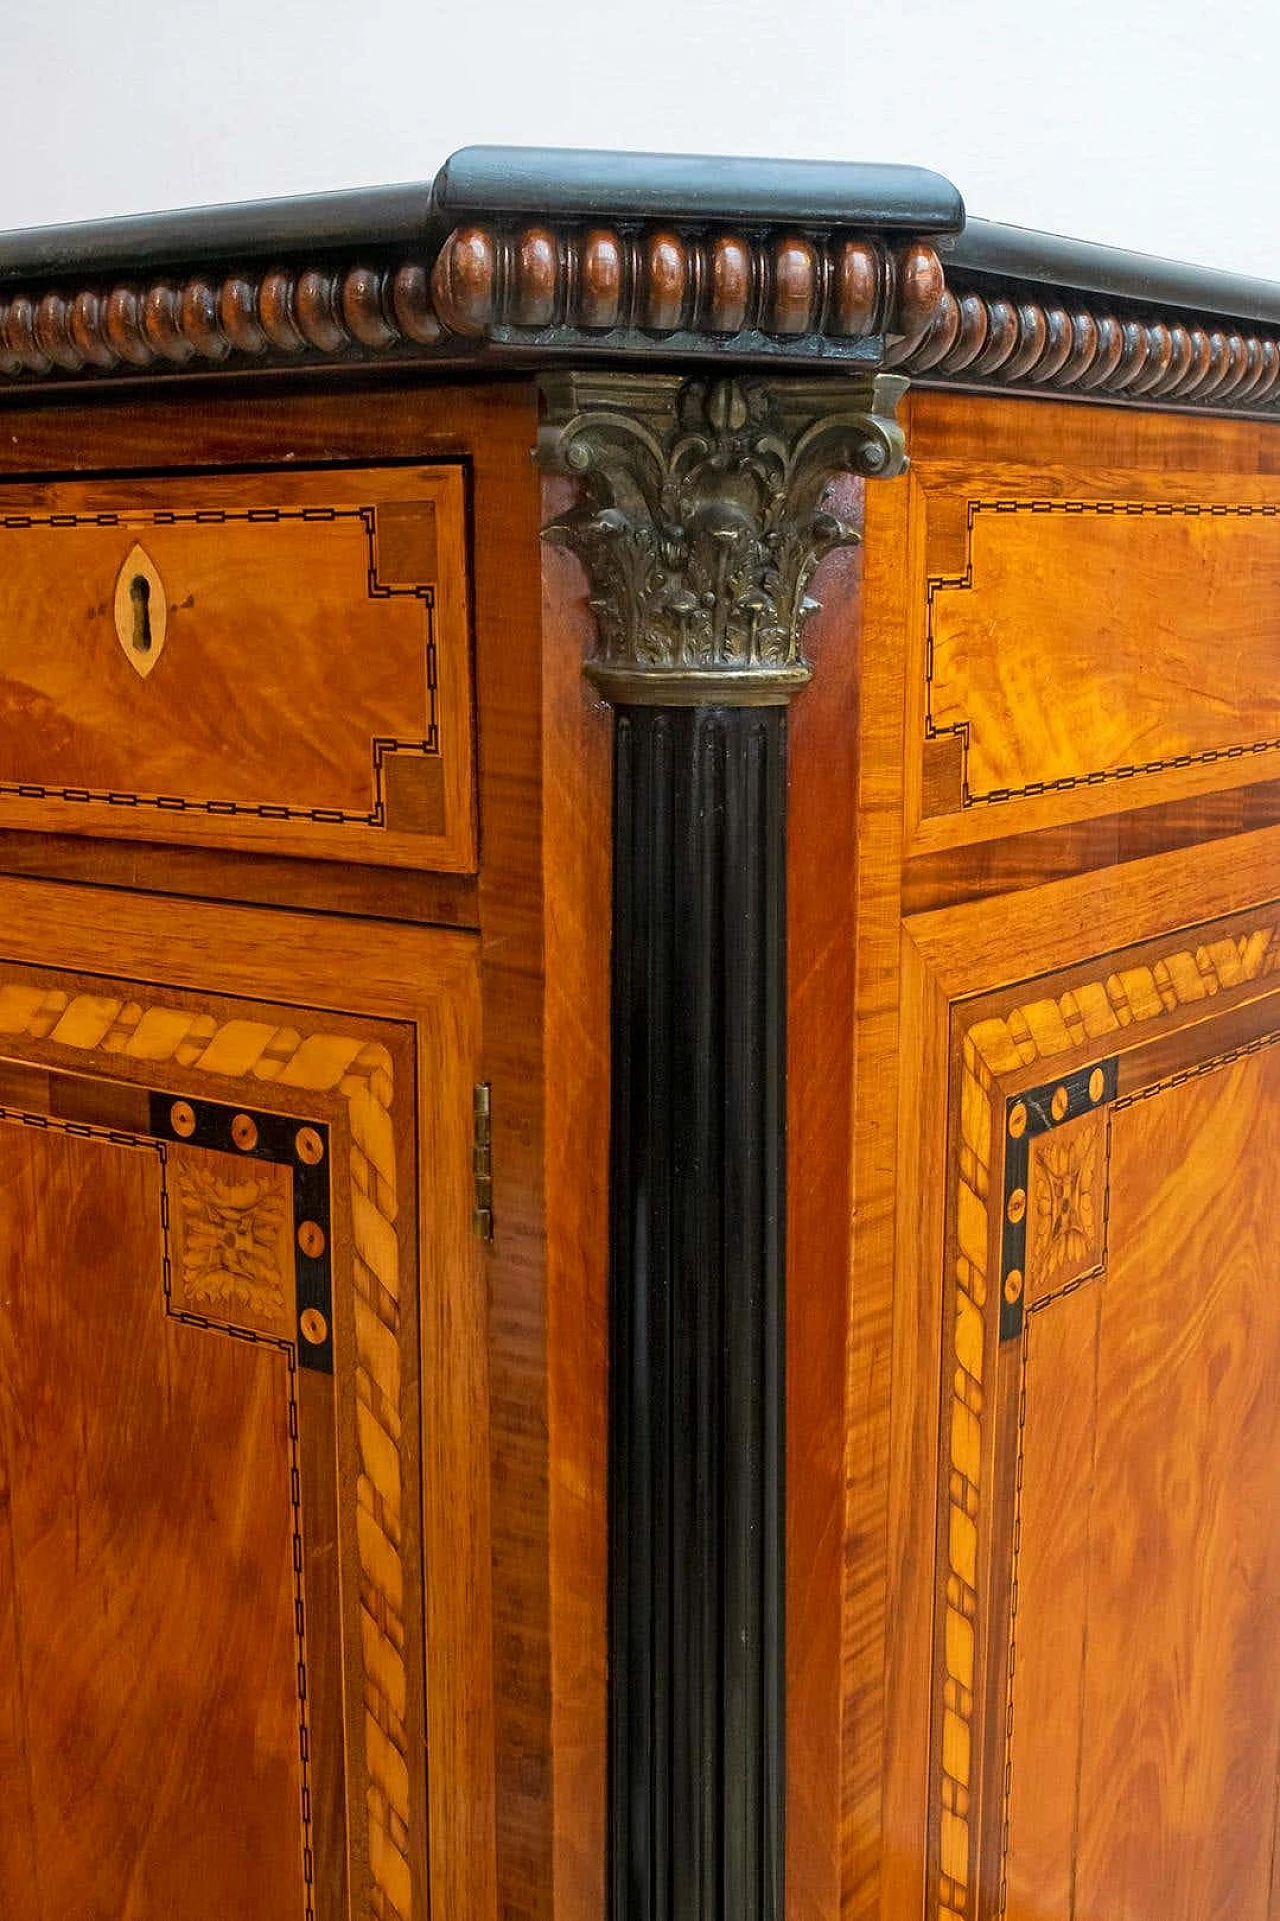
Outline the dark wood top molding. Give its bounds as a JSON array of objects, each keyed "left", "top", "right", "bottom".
[
  {"left": 432, "top": 144, "right": 965, "bottom": 230},
  {"left": 1, "top": 147, "right": 1279, "bottom": 417},
  {"left": 949, "top": 217, "right": 1280, "bottom": 331},
  {"left": 0, "top": 183, "right": 437, "bottom": 284}
]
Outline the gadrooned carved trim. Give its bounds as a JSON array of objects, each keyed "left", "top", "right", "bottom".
[
  {"left": 4, "top": 217, "right": 1280, "bottom": 422},
  {"left": 433, "top": 222, "right": 945, "bottom": 357},
  {"left": 0, "top": 260, "right": 442, "bottom": 378},
  {"left": 894, "top": 282, "right": 1280, "bottom": 410},
  {"left": 538, "top": 370, "right": 908, "bottom": 704}
]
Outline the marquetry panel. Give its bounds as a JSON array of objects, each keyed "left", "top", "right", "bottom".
[
  {"left": 924, "top": 498, "right": 1280, "bottom": 813},
  {"left": 926, "top": 909, "right": 1280, "bottom": 1921},
  {"left": 885, "top": 396, "right": 1280, "bottom": 853},
  {"left": 0, "top": 964, "right": 427, "bottom": 1921},
  {"left": 0, "top": 462, "right": 474, "bottom": 871}
]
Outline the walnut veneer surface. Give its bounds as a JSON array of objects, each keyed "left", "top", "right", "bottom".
[{"left": 0, "top": 148, "right": 1276, "bottom": 1921}]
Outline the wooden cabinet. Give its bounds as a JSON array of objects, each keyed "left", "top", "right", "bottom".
[{"left": 0, "top": 145, "right": 1276, "bottom": 1921}]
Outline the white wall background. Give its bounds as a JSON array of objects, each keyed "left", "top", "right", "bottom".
[{"left": 2, "top": 0, "right": 1277, "bottom": 278}]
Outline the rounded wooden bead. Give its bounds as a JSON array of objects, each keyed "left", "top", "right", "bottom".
[
  {"left": 1250, "top": 340, "right": 1280, "bottom": 406},
  {"left": 1048, "top": 311, "right": 1099, "bottom": 388},
  {"left": 907, "top": 291, "right": 961, "bottom": 371},
  {"left": 1001, "top": 304, "right": 1050, "bottom": 381},
  {"left": 578, "top": 229, "right": 624, "bottom": 330},
  {"left": 1212, "top": 333, "right": 1252, "bottom": 400},
  {"left": 1222, "top": 336, "right": 1260, "bottom": 403},
  {"left": 6, "top": 296, "right": 55, "bottom": 372},
  {"left": 34, "top": 292, "right": 83, "bottom": 371},
  {"left": 68, "top": 289, "right": 117, "bottom": 367},
  {"left": 295, "top": 270, "right": 348, "bottom": 351},
  {"left": 342, "top": 266, "right": 397, "bottom": 347},
  {"left": 219, "top": 277, "right": 267, "bottom": 354},
  {"left": 645, "top": 232, "right": 687, "bottom": 332},
  {"left": 968, "top": 297, "right": 1020, "bottom": 374},
  {"left": 1102, "top": 320, "right": 1152, "bottom": 393},
  {"left": 895, "top": 242, "right": 945, "bottom": 339},
  {"left": 771, "top": 237, "right": 818, "bottom": 335},
  {"left": 0, "top": 303, "right": 26, "bottom": 375},
  {"left": 104, "top": 287, "right": 155, "bottom": 366},
  {"left": 831, "top": 239, "right": 878, "bottom": 337},
  {"left": 939, "top": 293, "right": 990, "bottom": 372},
  {"left": 1076, "top": 313, "right": 1125, "bottom": 389},
  {"left": 142, "top": 283, "right": 193, "bottom": 363},
  {"left": 513, "top": 228, "right": 558, "bottom": 327},
  {"left": 431, "top": 225, "right": 497, "bottom": 335},
  {"left": 258, "top": 269, "right": 306, "bottom": 351},
  {"left": 1025, "top": 307, "right": 1075, "bottom": 384},
  {"left": 1127, "top": 322, "right": 1174, "bottom": 395},
  {"left": 708, "top": 234, "right": 751, "bottom": 334},
  {"left": 180, "top": 279, "right": 229, "bottom": 360},
  {"left": 1191, "top": 330, "right": 1232, "bottom": 399},
  {"left": 391, "top": 262, "right": 444, "bottom": 344},
  {"left": 1174, "top": 327, "right": 1215, "bottom": 398}
]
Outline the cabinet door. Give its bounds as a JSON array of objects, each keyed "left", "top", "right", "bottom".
[
  {"left": 890, "top": 839, "right": 1280, "bottom": 1921},
  {"left": 0, "top": 885, "right": 491, "bottom": 1921}
]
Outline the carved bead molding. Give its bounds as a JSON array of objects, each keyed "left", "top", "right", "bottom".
[
  {"left": 893, "top": 283, "right": 1280, "bottom": 410},
  {"left": 538, "top": 369, "right": 908, "bottom": 705},
  {"left": 0, "top": 262, "right": 442, "bottom": 378},
  {"left": 4, "top": 221, "right": 1280, "bottom": 421},
  {"left": 432, "top": 223, "right": 946, "bottom": 358}
]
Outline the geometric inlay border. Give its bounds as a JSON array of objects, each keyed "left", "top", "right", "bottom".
[
  {"left": 933, "top": 913, "right": 1280, "bottom": 1921},
  {"left": 0, "top": 972, "right": 417, "bottom": 1921}
]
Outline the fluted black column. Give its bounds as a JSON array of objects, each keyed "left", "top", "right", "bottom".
[{"left": 609, "top": 705, "right": 786, "bottom": 1921}]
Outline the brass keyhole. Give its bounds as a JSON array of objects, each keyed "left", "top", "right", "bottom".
[{"left": 129, "top": 573, "right": 152, "bottom": 653}]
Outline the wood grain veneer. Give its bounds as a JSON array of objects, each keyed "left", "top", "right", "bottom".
[{"left": 0, "top": 461, "right": 474, "bottom": 872}]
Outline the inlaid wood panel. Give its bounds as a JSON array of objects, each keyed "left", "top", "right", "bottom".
[
  {"left": 895, "top": 890, "right": 1280, "bottom": 1921},
  {"left": 0, "top": 927, "right": 488, "bottom": 1921},
  {"left": 926, "top": 501, "right": 1280, "bottom": 806},
  {"left": 0, "top": 463, "right": 474, "bottom": 871},
  {"left": 0, "top": 1117, "right": 311, "bottom": 1920},
  {"left": 883, "top": 396, "right": 1280, "bottom": 854}
]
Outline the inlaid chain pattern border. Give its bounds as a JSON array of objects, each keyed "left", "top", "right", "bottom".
[
  {"left": 933, "top": 914, "right": 1280, "bottom": 1921},
  {"left": 0, "top": 975, "right": 417, "bottom": 1921},
  {"left": 0, "top": 504, "right": 438, "bottom": 830},
  {"left": 925, "top": 501, "right": 1280, "bottom": 807}
]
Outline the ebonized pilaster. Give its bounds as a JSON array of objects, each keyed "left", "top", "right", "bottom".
[
  {"left": 610, "top": 703, "right": 786, "bottom": 1921},
  {"left": 539, "top": 369, "right": 907, "bottom": 1921}
]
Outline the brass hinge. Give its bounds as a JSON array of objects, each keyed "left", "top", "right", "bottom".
[{"left": 472, "top": 1082, "right": 494, "bottom": 1241}]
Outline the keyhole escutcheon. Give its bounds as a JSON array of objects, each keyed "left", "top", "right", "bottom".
[
  {"left": 113, "top": 543, "right": 168, "bottom": 679},
  {"left": 129, "top": 573, "right": 152, "bottom": 653}
]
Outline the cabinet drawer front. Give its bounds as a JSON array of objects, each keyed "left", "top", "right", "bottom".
[{"left": 0, "top": 463, "right": 474, "bottom": 871}]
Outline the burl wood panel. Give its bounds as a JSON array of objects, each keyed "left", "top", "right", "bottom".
[
  {"left": 0, "top": 463, "right": 474, "bottom": 871},
  {"left": 890, "top": 396, "right": 1280, "bottom": 852},
  {"left": 0, "top": 1119, "right": 305, "bottom": 1921}
]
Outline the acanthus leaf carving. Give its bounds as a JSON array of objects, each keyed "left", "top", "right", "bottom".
[{"left": 538, "top": 370, "right": 908, "bottom": 703}]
